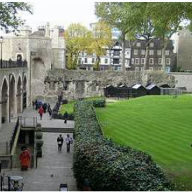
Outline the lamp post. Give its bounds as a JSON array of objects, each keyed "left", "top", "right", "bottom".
[{"left": 0, "top": 36, "right": 3, "bottom": 68}]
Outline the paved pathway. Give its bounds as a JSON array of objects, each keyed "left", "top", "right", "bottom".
[
  {"left": 3, "top": 132, "right": 77, "bottom": 191},
  {"left": 1, "top": 107, "right": 77, "bottom": 191}
]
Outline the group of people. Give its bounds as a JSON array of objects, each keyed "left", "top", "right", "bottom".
[{"left": 57, "top": 134, "right": 73, "bottom": 153}]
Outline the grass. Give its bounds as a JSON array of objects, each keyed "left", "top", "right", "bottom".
[
  {"left": 95, "top": 95, "right": 192, "bottom": 190},
  {"left": 59, "top": 96, "right": 105, "bottom": 115}
]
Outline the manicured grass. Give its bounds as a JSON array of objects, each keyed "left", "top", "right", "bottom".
[
  {"left": 59, "top": 96, "right": 105, "bottom": 115},
  {"left": 95, "top": 95, "right": 192, "bottom": 190}
]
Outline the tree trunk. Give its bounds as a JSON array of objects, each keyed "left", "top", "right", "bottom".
[
  {"left": 144, "top": 44, "right": 149, "bottom": 70},
  {"left": 121, "top": 31, "right": 125, "bottom": 71},
  {"left": 161, "top": 45, "right": 166, "bottom": 72}
]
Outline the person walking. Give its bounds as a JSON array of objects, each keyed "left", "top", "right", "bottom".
[
  {"left": 57, "top": 134, "right": 64, "bottom": 152},
  {"left": 64, "top": 111, "right": 69, "bottom": 124},
  {"left": 38, "top": 105, "right": 44, "bottom": 120},
  {"left": 65, "top": 134, "right": 73, "bottom": 153}
]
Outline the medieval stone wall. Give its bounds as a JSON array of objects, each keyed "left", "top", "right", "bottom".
[{"left": 36, "top": 69, "right": 175, "bottom": 102}]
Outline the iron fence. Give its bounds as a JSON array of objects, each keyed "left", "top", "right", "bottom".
[{"left": 0, "top": 59, "right": 27, "bottom": 69}]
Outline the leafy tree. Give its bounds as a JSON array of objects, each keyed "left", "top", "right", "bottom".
[
  {"left": 95, "top": 2, "right": 143, "bottom": 71},
  {"left": 64, "top": 23, "right": 91, "bottom": 70},
  {"left": 0, "top": 2, "right": 32, "bottom": 33},
  {"left": 89, "top": 21, "right": 112, "bottom": 70},
  {"left": 147, "top": 2, "right": 192, "bottom": 71}
]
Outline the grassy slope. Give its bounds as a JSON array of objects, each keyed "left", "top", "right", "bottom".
[{"left": 95, "top": 95, "right": 192, "bottom": 190}]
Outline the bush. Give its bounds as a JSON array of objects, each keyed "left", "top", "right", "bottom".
[
  {"left": 36, "top": 139, "right": 44, "bottom": 149},
  {"left": 73, "top": 101, "right": 172, "bottom": 191},
  {"left": 36, "top": 132, "right": 43, "bottom": 139},
  {"left": 92, "top": 99, "right": 106, "bottom": 107}
]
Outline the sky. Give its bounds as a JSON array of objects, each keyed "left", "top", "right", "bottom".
[{"left": 21, "top": 1, "right": 98, "bottom": 32}]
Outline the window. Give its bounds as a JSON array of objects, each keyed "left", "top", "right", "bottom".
[
  {"left": 84, "top": 58, "right": 87, "bottom": 63},
  {"left": 114, "top": 50, "right": 120, "bottom": 56},
  {"left": 79, "top": 58, "right": 82, "bottom": 64},
  {"left": 141, "top": 58, "right": 145, "bottom": 64},
  {"left": 149, "top": 67, "right": 153, "bottom": 71},
  {"left": 92, "top": 58, "right": 95, "bottom": 63},
  {"left": 141, "top": 67, "right": 144, "bottom": 71},
  {"left": 105, "top": 59, "right": 108, "bottom": 64},
  {"left": 166, "top": 67, "right": 170, "bottom": 73},
  {"left": 134, "top": 49, "right": 138, "bottom": 55},
  {"left": 166, "top": 58, "right": 171, "bottom": 65},
  {"left": 136, "top": 42, "right": 141, "bottom": 47},
  {"left": 158, "top": 67, "right": 163, "bottom": 71},
  {"left": 158, "top": 58, "right": 162, "bottom": 64},
  {"left": 157, "top": 50, "right": 162, "bottom": 55},
  {"left": 149, "top": 42, "right": 154, "bottom": 47},
  {"left": 149, "top": 58, "right": 154, "bottom": 65},
  {"left": 165, "top": 50, "right": 170, "bottom": 56},
  {"left": 113, "top": 58, "right": 119, "bottom": 64},
  {"left": 135, "top": 67, "right": 139, "bottom": 71},
  {"left": 149, "top": 50, "right": 154, "bottom": 55},
  {"left": 132, "top": 58, "right": 135, "bottom": 64},
  {"left": 141, "top": 50, "right": 145, "bottom": 55},
  {"left": 135, "top": 58, "right": 140, "bottom": 65}
]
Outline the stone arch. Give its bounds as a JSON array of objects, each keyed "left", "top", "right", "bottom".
[
  {"left": 1, "top": 78, "right": 8, "bottom": 123},
  {"left": 17, "top": 76, "right": 22, "bottom": 113},
  {"left": 9, "top": 73, "right": 16, "bottom": 120},
  {"left": 32, "top": 57, "right": 45, "bottom": 81},
  {"left": 23, "top": 75, "right": 27, "bottom": 110}
]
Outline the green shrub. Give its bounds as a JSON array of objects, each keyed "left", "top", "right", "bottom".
[
  {"left": 36, "top": 139, "right": 44, "bottom": 149},
  {"left": 92, "top": 99, "right": 106, "bottom": 107},
  {"left": 73, "top": 101, "right": 171, "bottom": 191},
  {"left": 36, "top": 132, "right": 43, "bottom": 139}
]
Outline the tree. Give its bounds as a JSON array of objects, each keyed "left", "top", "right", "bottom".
[
  {"left": 64, "top": 23, "right": 91, "bottom": 70},
  {"left": 95, "top": 2, "right": 143, "bottom": 71},
  {"left": 89, "top": 21, "right": 112, "bottom": 70},
  {"left": 0, "top": 2, "right": 32, "bottom": 33},
  {"left": 147, "top": 2, "right": 192, "bottom": 71}
]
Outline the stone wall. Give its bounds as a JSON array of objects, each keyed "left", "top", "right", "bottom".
[
  {"left": 171, "top": 72, "right": 192, "bottom": 92},
  {"left": 37, "top": 69, "right": 175, "bottom": 101}
]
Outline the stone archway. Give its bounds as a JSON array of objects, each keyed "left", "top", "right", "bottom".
[
  {"left": 17, "top": 76, "right": 22, "bottom": 113},
  {"left": 1, "top": 78, "right": 8, "bottom": 123},
  {"left": 32, "top": 57, "right": 45, "bottom": 81},
  {"left": 9, "top": 74, "right": 16, "bottom": 120},
  {"left": 23, "top": 76, "right": 27, "bottom": 110}
]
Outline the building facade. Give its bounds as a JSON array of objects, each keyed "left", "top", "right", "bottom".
[
  {"left": 131, "top": 39, "right": 177, "bottom": 72},
  {"left": 0, "top": 24, "right": 66, "bottom": 130},
  {"left": 177, "top": 28, "right": 192, "bottom": 71},
  {"left": 77, "top": 39, "right": 176, "bottom": 72}
]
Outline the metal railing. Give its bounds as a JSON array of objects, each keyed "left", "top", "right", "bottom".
[
  {"left": 9, "top": 118, "right": 19, "bottom": 154},
  {"left": 0, "top": 59, "right": 27, "bottom": 69}
]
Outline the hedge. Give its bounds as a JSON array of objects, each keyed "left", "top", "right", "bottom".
[{"left": 73, "top": 101, "right": 172, "bottom": 191}]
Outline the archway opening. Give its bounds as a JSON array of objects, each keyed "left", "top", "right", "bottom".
[
  {"left": 9, "top": 74, "right": 16, "bottom": 120},
  {"left": 23, "top": 76, "right": 27, "bottom": 110},
  {"left": 1, "top": 79, "right": 8, "bottom": 123},
  {"left": 17, "top": 76, "right": 22, "bottom": 113}
]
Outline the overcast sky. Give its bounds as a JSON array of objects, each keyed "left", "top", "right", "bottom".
[{"left": 21, "top": 1, "right": 98, "bottom": 32}]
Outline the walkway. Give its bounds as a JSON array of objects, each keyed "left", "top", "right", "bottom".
[{"left": 2, "top": 132, "right": 77, "bottom": 191}]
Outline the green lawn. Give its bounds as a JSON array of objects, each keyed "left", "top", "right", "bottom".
[
  {"left": 95, "top": 95, "right": 192, "bottom": 190},
  {"left": 59, "top": 96, "right": 105, "bottom": 115}
]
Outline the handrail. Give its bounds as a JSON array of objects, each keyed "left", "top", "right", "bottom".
[
  {"left": 9, "top": 118, "right": 19, "bottom": 153},
  {"left": 0, "top": 60, "right": 27, "bottom": 69}
]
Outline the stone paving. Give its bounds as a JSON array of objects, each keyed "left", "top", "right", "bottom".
[
  {"left": 1, "top": 107, "right": 77, "bottom": 191},
  {"left": 2, "top": 132, "right": 77, "bottom": 191}
]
